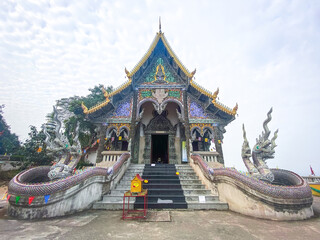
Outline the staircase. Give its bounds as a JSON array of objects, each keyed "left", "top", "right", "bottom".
[{"left": 93, "top": 164, "right": 228, "bottom": 210}]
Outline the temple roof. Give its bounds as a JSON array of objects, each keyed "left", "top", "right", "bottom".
[
  {"left": 126, "top": 32, "right": 194, "bottom": 79},
  {"left": 82, "top": 30, "right": 238, "bottom": 117}
]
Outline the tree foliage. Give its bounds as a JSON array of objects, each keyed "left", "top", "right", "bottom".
[
  {"left": 17, "top": 126, "right": 53, "bottom": 166},
  {"left": 0, "top": 84, "right": 113, "bottom": 166},
  {"left": 63, "top": 84, "right": 113, "bottom": 148},
  {"left": 0, "top": 105, "right": 20, "bottom": 155}
]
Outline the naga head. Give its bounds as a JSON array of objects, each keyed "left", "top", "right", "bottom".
[
  {"left": 241, "top": 124, "right": 251, "bottom": 159},
  {"left": 43, "top": 103, "right": 81, "bottom": 160},
  {"left": 252, "top": 108, "right": 278, "bottom": 162}
]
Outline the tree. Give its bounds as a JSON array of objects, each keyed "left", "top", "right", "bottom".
[
  {"left": 18, "top": 125, "right": 53, "bottom": 166},
  {"left": 0, "top": 105, "right": 20, "bottom": 155},
  {"left": 42, "top": 84, "right": 113, "bottom": 150},
  {"left": 62, "top": 84, "right": 113, "bottom": 148}
]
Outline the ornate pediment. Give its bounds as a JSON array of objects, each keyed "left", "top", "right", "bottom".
[
  {"left": 146, "top": 113, "right": 173, "bottom": 132},
  {"left": 137, "top": 57, "right": 185, "bottom": 86}
]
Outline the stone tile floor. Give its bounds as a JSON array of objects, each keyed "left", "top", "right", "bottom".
[{"left": 0, "top": 197, "right": 319, "bottom": 240}]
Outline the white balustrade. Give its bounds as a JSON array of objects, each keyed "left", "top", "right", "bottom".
[
  {"left": 96, "top": 151, "right": 128, "bottom": 168},
  {"left": 302, "top": 176, "right": 320, "bottom": 183}
]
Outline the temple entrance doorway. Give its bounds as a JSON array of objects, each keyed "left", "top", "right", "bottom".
[{"left": 151, "top": 134, "right": 168, "bottom": 164}]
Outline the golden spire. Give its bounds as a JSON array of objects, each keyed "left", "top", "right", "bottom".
[
  {"left": 232, "top": 103, "right": 238, "bottom": 115},
  {"left": 191, "top": 69, "right": 196, "bottom": 77},
  {"left": 212, "top": 88, "right": 219, "bottom": 103},
  {"left": 101, "top": 87, "right": 109, "bottom": 98},
  {"left": 125, "top": 67, "right": 130, "bottom": 77},
  {"left": 159, "top": 16, "right": 162, "bottom": 33}
]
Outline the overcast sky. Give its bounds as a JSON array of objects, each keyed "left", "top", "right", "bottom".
[{"left": 0, "top": 0, "right": 319, "bottom": 176}]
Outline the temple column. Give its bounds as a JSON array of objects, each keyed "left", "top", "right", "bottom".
[
  {"left": 96, "top": 124, "right": 107, "bottom": 163},
  {"left": 130, "top": 89, "right": 138, "bottom": 163},
  {"left": 174, "top": 124, "right": 182, "bottom": 164},
  {"left": 138, "top": 124, "right": 145, "bottom": 163},
  {"left": 143, "top": 134, "right": 151, "bottom": 164},
  {"left": 213, "top": 126, "right": 225, "bottom": 165},
  {"left": 183, "top": 89, "right": 191, "bottom": 161}
]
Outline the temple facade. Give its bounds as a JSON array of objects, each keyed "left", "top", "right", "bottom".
[{"left": 82, "top": 29, "right": 238, "bottom": 165}]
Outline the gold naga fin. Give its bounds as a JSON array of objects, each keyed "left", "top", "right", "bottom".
[
  {"left": 191, "top": 68, "right": 196, "bottom": 77},
  {"left": 232, "top": 103, "right": 238, "bottom": 115},
  {"left": 81, "top": 102, "right": 88, "bottom": 114},
  {"left": 125, "top": 67, "right": 130, "bottom": 77},
  {"left": 212, "top": 88, "right": 219, "bottom": 102}
]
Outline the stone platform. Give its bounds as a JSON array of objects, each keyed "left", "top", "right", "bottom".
[
  {"left": 0, "top": 198, "right": 320, "bottom": 239},
  {"left": 93, "top": 164, "right": 228, "bottom": 210}
]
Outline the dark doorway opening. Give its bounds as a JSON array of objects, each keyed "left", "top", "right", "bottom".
[{"left": 151, "top": 134, "right": 168, "bottom": 164}]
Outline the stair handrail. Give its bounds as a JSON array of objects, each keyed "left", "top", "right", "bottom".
[
  {"left": 107, "top": 152, "right": 131, "bottom": 177},
  {"left": 191, "top": 153, "right": 312, "bottom": 199},
  {"left": 191, "top": 153, "right": 214, "bottom": 180}
]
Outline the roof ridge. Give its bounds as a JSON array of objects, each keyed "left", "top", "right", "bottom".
[
  {"left": 190, "top": 79, "right": 238, "bottom": 116},
  {"left": 127, "top": 32, "right": 194, "bottom": 78}
]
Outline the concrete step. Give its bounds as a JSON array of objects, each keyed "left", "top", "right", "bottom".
[
  {"left": 126, "top": 169, "right": 196, "bottom": 174},
  {"left": 93, "top": 201, "right": 228, "bottom": 210},
  {"left": 116, "top": 184, "right": 206, "bottom": 190},
  {"left": 92, "top": 163, "right": 228, "bottom": 211},
  {"left": 102, "top": 195, "right": 218, "bottom": 202},
  {"left": 117, "top": 179, "right": 203, "bottom": 185},
  {"left": 186, "top": 201, "right": 228, "bottom": 210},
  {"left": 93, "top": 202, "right": 132, "bottom": 210},
  {"left": 110, "top": 188, "right": 212, "bottom": 196}
]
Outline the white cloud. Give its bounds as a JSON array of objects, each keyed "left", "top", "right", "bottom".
[{"left": 0, "top": 0, "right": 319, "bottom": 175}]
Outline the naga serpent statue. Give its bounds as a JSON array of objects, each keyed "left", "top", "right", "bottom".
[
  {"left": 43, "top": 103, "right": 82, "bottom": 180},
  {"left": 7, "top": 100, "right": 131, "bottom": 219},
  {"left": 190, "top": 107, "right": 313, "bottom": 220},
  {"left": 242, "top": 108, "right": 278, "bottom": 182}
]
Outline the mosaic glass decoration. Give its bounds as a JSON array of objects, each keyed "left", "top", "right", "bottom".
[
  {"left": 145, "top": 58, "right": 175, "bottom": 83},
  {"left": 190, "top": 100, "right": 207, "bottom": 118},
  {"left": 168, "top": 90, "right": 181, "bottom": 98},
  {"left": 113, "top": 98, "right": 132, "bottom": 118},
  {"left": 141, "top": 90, "right": 152, "bottom": 98}
]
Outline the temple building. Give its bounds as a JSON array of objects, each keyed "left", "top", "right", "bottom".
[{"left": 82, "top": 27, "right": 238, "bottom": 166}]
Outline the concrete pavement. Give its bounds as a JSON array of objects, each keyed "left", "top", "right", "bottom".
[{"left": 0, "top": 197, "right": 319, "bottom": 240}]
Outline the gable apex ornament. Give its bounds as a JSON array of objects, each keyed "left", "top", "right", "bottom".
[{"left": 152, "top": 88, "right": 168, "bottom": 104}]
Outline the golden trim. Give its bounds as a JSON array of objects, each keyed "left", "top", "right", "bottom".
[
  {"left": 127, "top": 32, "right": 192, "bottom": 78},
  {"left": 153, "top": 64, "right": 167, "bottom": 83},
  {"left": 84, "top": 79, "right": 133, "bottom": 115},
  {"left": 81, "top": 102, "right": 88, "bottom": 114},
  {"left": 85, "top": 98, "right": 110, "bottom": 115},
  {"left": 190, "top": 123, "right": 213, "bottom": 136},
  {"left": 102, "top": 79, "right": 132, "bottom": 99},
  {"left": 190, "top": 79, "right": 237, "bottom": 116}
]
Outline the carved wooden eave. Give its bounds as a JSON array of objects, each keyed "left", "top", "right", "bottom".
[
  {"left": 188, "top": 79, "right": 238, "bottom": 119},
  {"left": 82, "top": 78, "right": 132, "bottom": 117}
]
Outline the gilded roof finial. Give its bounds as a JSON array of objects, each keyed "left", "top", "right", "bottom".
[
  {"left": 159, "top": 16, "right": 162, "bottom": 33},
  {"left": 81, "top": 102, "right": 88, "bottom": 114},
  {"left": 232, "top": 103, "right": 238, "bottom": 115},
  {"left": 191, "top": 68, "right": 196, "bottom": 77},
  {"left": 125, "top": 67, "right": 130, "bottom": 77},
  {"left": 101, "top": 87, "right": 109, "bottom": 98},
  {"left": 212, "top": 88, "right": 219, "bottom": 103}
]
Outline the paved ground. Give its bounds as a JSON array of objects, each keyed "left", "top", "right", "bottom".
[{"left": 0, "top": 197, "right": 320, "bottom": 240}]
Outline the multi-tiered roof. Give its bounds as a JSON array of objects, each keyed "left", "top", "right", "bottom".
[{"left": 82, "top": 30, "right": 238, "bottom": 120}]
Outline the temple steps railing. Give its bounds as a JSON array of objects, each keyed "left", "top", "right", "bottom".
[
  {"left": 97, "top": 151, "right": 129, "bottom": 168},
  {"left": 302, "top": 176, "right": 320, "bottom": 183},
  {"left": 191, "top": 151, "right": 220, "bottom": 167}
]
